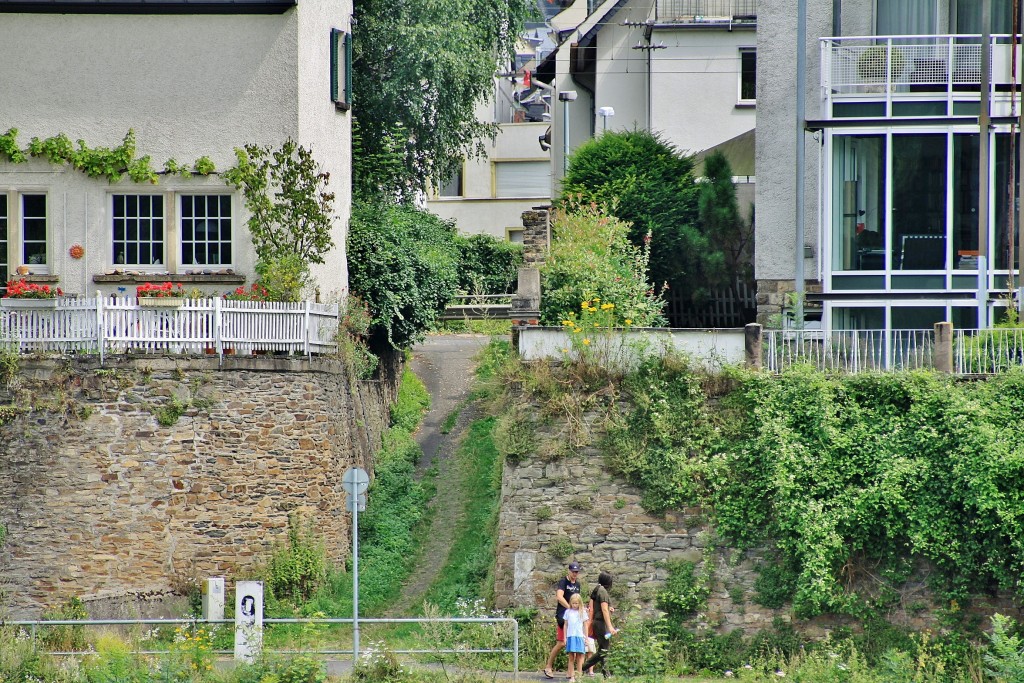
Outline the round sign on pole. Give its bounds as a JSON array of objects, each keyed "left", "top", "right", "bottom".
[{"left": 342, "top": 467, "right": 370, "bottom": 496}]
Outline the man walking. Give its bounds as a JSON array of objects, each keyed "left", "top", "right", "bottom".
[{"left": 544, "top": 561, "right": 581, "bottom": 679}]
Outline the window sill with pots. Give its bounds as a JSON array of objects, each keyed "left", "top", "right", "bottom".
[{"left": 93, "top": 271, "right": 245, "bottom": 285}]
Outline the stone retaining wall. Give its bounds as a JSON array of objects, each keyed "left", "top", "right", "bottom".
[{"left": 0, "top": 355, "right": 395, "bottom": 618}]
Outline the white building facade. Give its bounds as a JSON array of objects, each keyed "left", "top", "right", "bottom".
[{"left": 0, "top": 0, "right": 352, "bottom": 299}]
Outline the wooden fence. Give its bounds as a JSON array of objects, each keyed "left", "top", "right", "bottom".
[{"left": 0, "top": 297, "right": 339, "bottom": 360}]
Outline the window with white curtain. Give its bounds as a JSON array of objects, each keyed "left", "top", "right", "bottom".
[
  {"left": 494, "top": 161, "right": 550, "bottom": 198},
  {"left": 876, "top": 0, "right": 937, "bottom": 34}
]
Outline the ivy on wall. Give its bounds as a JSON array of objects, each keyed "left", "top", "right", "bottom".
[{"left": 0, "top": 127, "right": 215, "bottom": 184}]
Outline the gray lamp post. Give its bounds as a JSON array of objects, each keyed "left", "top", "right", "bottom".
[{"left": 598, "top": 106, "right": 615, "bottom": 133}]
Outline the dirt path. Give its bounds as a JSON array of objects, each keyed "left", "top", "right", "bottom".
[{"left": 391, "top": 334, "right": 492, "bottom": 613}]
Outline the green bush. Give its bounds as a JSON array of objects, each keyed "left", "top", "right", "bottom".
[
  {"left": 266, "top": 514, "right": 328, "bottom": 603},
  {"left": 348, "top": 201, "right": 461, "bottom": 348},
  {"left": 540, "top": 200, "right": 666, "bottom": 327},
  {"left": 454, "top": 233, "right": 523, "bottom": 295},
  {"left": 605, "top": 616, "right": 669, "bottom": 682},
  {"left": 984, "top": 613, "right": 1024, "bottom": 682},
  {"left": 657, "top": 560, "right": 709, "bottom": 621}
]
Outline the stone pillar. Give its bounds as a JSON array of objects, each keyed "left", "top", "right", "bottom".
[
  {"left": 744, "top": 323, "right": 763, "bottom": 370},
  {"left": 510, "top": 268, "right": 542, "bottom": 351},
  {"left": 520, "top": 209, "right": 550, "bottom": 267},
  {"left": 933, "top": 321, "right": 953, "bottom": 373}
]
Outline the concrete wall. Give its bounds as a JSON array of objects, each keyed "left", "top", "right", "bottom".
[
  {"left": 754, "top": 0, "right": 826, "bottom": 286},
  {"left": 0, "top": 3, "right": 351, "bottom": 299},
  {"left": 517, "top": 326, "right": 748, "bottom": 369},
  {"left": 650, "top": 29, "right": 757, "bottom": 156},
  {"left": 0, "top": 355, "right": 392, "bottom": 618}
]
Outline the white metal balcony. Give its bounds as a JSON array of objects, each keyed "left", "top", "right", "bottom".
[
  {"left": 821, "top": 35, "right": 1024, "bottom": 112},
  {"left": 655, "top": 0, "right": 756, "bottom": 25}
]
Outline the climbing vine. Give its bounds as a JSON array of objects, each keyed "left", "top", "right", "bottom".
[{"left": 0, "top": 127, "right": 216, "bottom": 184}]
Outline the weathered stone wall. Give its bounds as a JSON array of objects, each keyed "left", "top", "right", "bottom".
[
  {"left": 493, "top": 404, "right": 1021, "bottom": 637},
  {"left": 520, "top": 209, "right": 549, "bottom": 267},
  {"left": 0, "top": 355, "right": 395, "bottom": 618}
]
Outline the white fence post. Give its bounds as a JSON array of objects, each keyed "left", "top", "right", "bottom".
[
  {"left": 214, "top": 297, "right": 223, "bottom": 360},
  {"left": 304, "top": 301, "right": 311, "bottom": 360},
  {"left": 96, "top": 292, "right": 105, "bottom": 365}
]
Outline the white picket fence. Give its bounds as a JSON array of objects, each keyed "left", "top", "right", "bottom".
[{"left": 0, "top": 297, "right": 339, "bottom": 360}]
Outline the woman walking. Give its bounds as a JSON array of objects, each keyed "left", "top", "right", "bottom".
[{"left": 581, "top": 571, "right": 617, "bottom": 678}]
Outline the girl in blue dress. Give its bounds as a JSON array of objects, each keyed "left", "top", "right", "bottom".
[{"left": 563, "top": 593, "right": 589, "bottom": 682}]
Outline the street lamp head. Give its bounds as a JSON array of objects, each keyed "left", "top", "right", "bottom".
[
  {"left": 598, "top": 106, "right": 615, "bottom": 117},
  {"left": 558, "top": 90, "right": 578, "bottom": 102}
]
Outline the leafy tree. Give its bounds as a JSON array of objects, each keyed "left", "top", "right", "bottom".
[
  {"left": 698, "top": 151, "right": 755, "bottom": 319},
  {"left": 559, "top": 130, "right": 704, "bottom": 306},
  {"left": 222, "top": 139, "right": 335, "bottom": 265},
  {"left": 347, "top": 201, "right": 460, "bottom": 348},
  {"left": 352, "top": 0, "right": 530, "bottom": 201}
]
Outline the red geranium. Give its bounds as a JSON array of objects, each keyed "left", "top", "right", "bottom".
[
  {"left": 137, "top": 282, "right": 185, "bottom": 299},
  {"left": 5, "top": 279, "right": 63, "bottom": 299}
]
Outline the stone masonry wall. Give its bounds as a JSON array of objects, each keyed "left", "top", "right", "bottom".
[
  {"left": 0, "top": 355, "right": 394, "bottom": 618},
  {"left": 520, "top": 209, "right": 549, "bottom": 267},
  {"left": 493, "top": 404, "right": 1021, "bottom": 637}
]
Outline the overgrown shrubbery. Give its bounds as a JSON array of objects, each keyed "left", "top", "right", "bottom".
[
  {"left": 347, "top": 202, "right": 460, "bottom": 348},
  {"left": 454, "top": 233, "right": 523, "bottom": 295},
  {"left": 540, "top": 201, "right": 666, "bottom": 327}
]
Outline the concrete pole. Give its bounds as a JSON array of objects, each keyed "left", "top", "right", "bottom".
[
  {"left": 979, "top": 0, "right": 992, "bottom": 328},
  {"left": 745, "top": 323, "right": 763, "bottom": 370},
  {"left": 933, "top": 322, "right": 953, "bottom": 373},
  {"left": 794, "top": 0, "right": 808, "bottom": 327}
]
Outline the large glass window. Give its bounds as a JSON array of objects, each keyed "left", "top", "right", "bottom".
[
  {"left": 877, "top": 0, "right": 937, "bottom": 35},
  {"left": 892, "top": 134, "right": 947, "bottom": 270},
  {"left": 952, "top": 134, "right": 979, "bottom": 269},
  {"left": 955, "top": 0, "right": 1022, "bottom": 33},
  {"left": 22, "top": 194, "right": 46, "bottom": 270},
  {"left": 739, "top": 48, "right": 756, "bottom": 102},
  {"left": 113, "top": 194, "right": 164, "bottom": 267},
  {"left": 833, "top": 135, "right": 886, "bottom": 271},
  {"left": 994, "top": 132, "right": 1020, "bottom": 270},
  {"left": 181, "top": 195, "right": 232, "bottom": 266}
]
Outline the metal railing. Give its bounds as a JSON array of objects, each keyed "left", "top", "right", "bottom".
[
  {"left": 955, "top": 327, "right": 1024, "bottom": 374},
  {"left": 656, "top": 0, "right": 756, "bottom": 23},
  {"left": 441, "top": 293, "right": 514, "bottom": 320},
  {"left": 0, "top": 296, "right": 339, "bottom": 360},
  {"left": 3, "top": 616, "right": 520, "bottom": 677},
  {"left": 764, "top": 328, "right": 936, "bottom": 373},
  {"left": 820, "top": 34, "right": 1024, "bottom": 100}
]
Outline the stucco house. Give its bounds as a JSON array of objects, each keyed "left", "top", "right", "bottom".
[
  {"left": 549, "top": 0, "right": 757, "bottom": 186},
  {"left": 0, "top": 0, "right": 352, "bottom": 300},
  {"left": 757, "top": 0, "right": 1022, "bottom": 334}
]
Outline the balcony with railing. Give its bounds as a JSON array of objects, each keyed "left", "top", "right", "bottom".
[
  {"left": 821, "top": 35, "right": 1024, "bottom": 113},
  {"left": 655, "top": 0, "right": 756, "bottom": 25}
]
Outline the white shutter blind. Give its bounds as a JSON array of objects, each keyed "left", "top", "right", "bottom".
[{"left": 495, "top": 161, "right": 550, "bottom": 198}]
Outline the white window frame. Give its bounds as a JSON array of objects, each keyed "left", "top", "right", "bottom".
[
  {"left": 111, "top": 193, "right": 167, "bottom": 271},
  {"left": 179, "top": 194, "right": 235, "bottom": 268},
  {"left": 21, "top": 192, "right": 49, "bottom": 274},
  {"left": 0, "top": 193, "right": 8, "bottom": 289},
  {"left": 738, "top": 47, "right": 756, "bottom": 105}
]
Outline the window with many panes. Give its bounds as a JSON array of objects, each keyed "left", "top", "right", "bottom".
[
  {"left": 113, "top": 194, "right": 164, "bottom": 267},
  {"left": 0, "top": 195, "right": 7, "bottom": 289},
  {"left": 22, "top": 194, "right": 47, "bottom": 270},
  {"left": 739, "top": 48, "right": 756, "bottom": 103},
  {"left": 181, "top": 195, "right": 232, "bottom": 266}
]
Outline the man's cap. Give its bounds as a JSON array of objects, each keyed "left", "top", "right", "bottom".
[{"left": 568, "top": 562, "right": 581, "bottom": 571}]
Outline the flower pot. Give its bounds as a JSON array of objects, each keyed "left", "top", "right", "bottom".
[
  {"left": 139, "top": 297, "right": 185, "bottom": 308},
  {"left": 15, "top": 266, "right": 30, "bottom": 276},
  {"left": 1, "top": 298, "right": 58, "bottom": 310}
]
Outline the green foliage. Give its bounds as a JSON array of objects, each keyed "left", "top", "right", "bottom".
[
  {"left": 347, "top": 201, "right": 461, "bottom": 348},
  {"left": 41, "top": 595, "right": 89, "bottom": 651},
  {"left": 351, "top": 0, "right": 530, "bottom": 200},
  {"left": 154, "top": 395, "right": 187, "bottom": 426},
  {"left": 266, "top": 514, "right": 328, "bottom": 602},
  {"left": 255, "top": 254, "right": 310, "bottom": 302},
  {"left": 540, "top": 200, "right": 666, "bottom": 327},
  {"left": 223, "top": 139, "right": 335, "bottom": 265},
  {"left": 560, "top": 129, "right": 702, "bottom": 301},
  {"left": 657, "top": 561, "right": 709, "bottom": 620},
  {"left": 752, "top": 559, "right": 798, "bottom": 609},
  {"left": 985, "top": 613, "right": 1024, "bottom": 681},
  {"left": 454, "top": 233, "right": 523, "bottom": 295},
  {"left": 0, "top": 521, "right": 6, "bottom": 549},
  {"left": 337, "top": 294, "right": 379, "bottom": 379},
  {"left": 390, "top": 368, "right": 430, "bottom": 431},
  {"left": 0, "top": 127, "right": 28, "bottom": 163},
  {"left": 548, "top": 536, "right": 574, "bottom": 560},
  {"left": 604, "top": 616, "right": 670, "bottom": 682},
  {"left": 697, "top": 151, "right": 755, "bottom": 314},
  {"left": 492, "top": 406, "right": 536, "bottom": 465},
  {"left": 421, "top": 417, "right": 503, "bottom": 610}
]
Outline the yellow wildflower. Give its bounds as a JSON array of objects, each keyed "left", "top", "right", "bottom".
[
  {"left": 601, "top": 302, "right": 614, "bottom": 310},
  {"left": 593, "top": 296, "right": 601, "bottom": 301},
  {"left": 625, "top": 319, "right": 633, "bottom": 325},
  {"left": 583, "top": 338, "right": 591, "bottom": 345},
  {"left": 588, "top": 306, "right": 597, "bottom": 313},
  {"left": 581, "top": 301, "right": 590, "bottom": 309}
]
